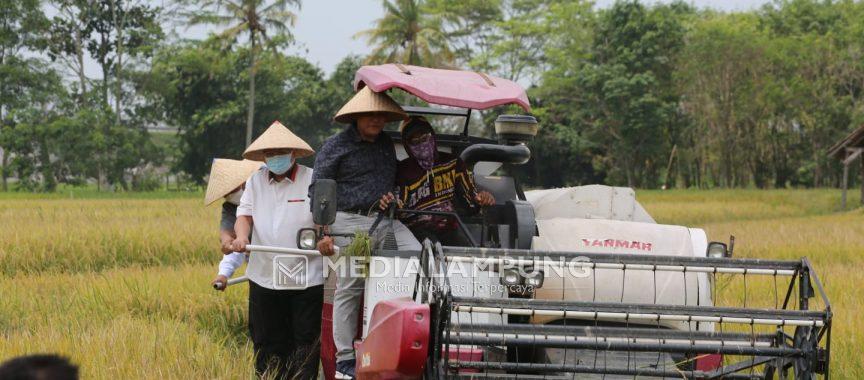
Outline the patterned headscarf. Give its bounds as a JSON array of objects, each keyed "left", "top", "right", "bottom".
[
  {"left": 402, "top": 117, "right": 436, "bottom": 171},
  {"left": 407, "top": 137, "right": 436, "bottom": 171}
]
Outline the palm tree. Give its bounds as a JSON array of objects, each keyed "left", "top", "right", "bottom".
[
  {"left": 187, "top": 0, "right": 300, "bottom": 147},
  {"left": 356, "top": 0, "right": 453, "bottom": 67}
]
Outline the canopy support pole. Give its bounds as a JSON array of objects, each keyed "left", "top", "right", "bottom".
[
  {"left": 842, "top": 162, "right": 848, "bottom": 210},
  {"left": 841, "top": 148, "right": 863, "bottom": 209},
  {"left": 461, "top": 109, "right": 472, "bottom": 137}
]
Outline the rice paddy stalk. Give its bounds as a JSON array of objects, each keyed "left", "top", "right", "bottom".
[{"left": 344, "top": 231, "right": 372, "bottom": 278}]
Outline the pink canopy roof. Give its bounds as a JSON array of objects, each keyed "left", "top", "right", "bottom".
[{"left": 354, "top": 64, "right": 531, "bottom": 112}]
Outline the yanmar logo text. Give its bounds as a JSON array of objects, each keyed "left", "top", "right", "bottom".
[{"left": 581, "top": 238, "right": 653, "bottom": 251}]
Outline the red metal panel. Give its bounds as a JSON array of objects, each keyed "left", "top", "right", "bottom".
[
  {"left": 696, "top": 354, "right": 723, "bottom": 371},
  {"left": 321, "top": 302, "right": 336, "bottom": 380},
  {"left": 354, "top": 64, "right": 531, "bottom": 112},
  {"left": 356, "top": 298, "right": 430, "bottom": 380}
]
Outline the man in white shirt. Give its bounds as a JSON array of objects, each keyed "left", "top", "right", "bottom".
[{"left": 231, "top": 121, "right": 325, "bottom": 380}]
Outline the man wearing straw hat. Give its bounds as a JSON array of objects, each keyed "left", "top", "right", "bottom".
[
  {"left": 203, "top": 158, "right": 263, "bottom": 289},
  {"left": 230, "top": 121, "right": 323, "bottom": 380},
  {"left": 313, "top": 86, "right": 422, "bottom": 379}
]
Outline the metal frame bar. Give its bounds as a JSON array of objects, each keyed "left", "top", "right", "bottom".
[
  {"left": 444, "top": 335, "right": 803, "bottom": 356},
  {"left": 451, "top": 297, "right": 828, "bottom": 325},
  {"left": 448, "top": 361, "right": 764, "bottom": 379},
  {"left": 445, "top": 255, "right": 797, "bottom": 276},
  {"left": 441, "top": 246, "right": 803, "bottom": 271},
  {"left": 449, "top": 323, "right": 777, "bottom": 343},
  {"left": 448, "top": 374, "right": 761, "bottom": 380},
  {"left": 709, "top": 355, "right": 778, "bottom": 377},
  {"left": 245, "top": 244, "right": 322, "bottom": 256},
  {"left": 446, "top": 332, "right": 775, "bottom": 349},
  {"left": 404, "top": 105, "right": 471, "bottom": 118}
]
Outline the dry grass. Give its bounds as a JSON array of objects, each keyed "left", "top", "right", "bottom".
[
  {"left": 638, "top": 188, "right": 859, "bottom": 225},
  {"left": 697, "top": 211, "right": 864, "bottom": 378},
  {"left": 0, "top": 189, "right": 860, "bottom": 378},
  {"left": 0, "top": 264, "right": 253, "bottom": 379},
  {"left": 0, "top": 198, "right": 216, "bottom": 275},
  {"left": 640, "top": 190, "right": 863, "bottom": 378}
]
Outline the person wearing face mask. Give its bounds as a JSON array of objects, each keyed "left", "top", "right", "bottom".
[
  {"left": 381, "top": 116, "right": 495, "bottom": 245},
  {"left": 204, "top": 158, "right": 264, "bottom": 289},
  {"left": 229, "top": 121, "right": 323, "bottom": 380},
  {"left": 312, "top": 86, "right": 422, "bottom": 380}
]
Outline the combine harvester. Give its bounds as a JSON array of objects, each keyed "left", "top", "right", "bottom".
[{"left": 236, "top": 64, "right": 834, "bottom": 379}]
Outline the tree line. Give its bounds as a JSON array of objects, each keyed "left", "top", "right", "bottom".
[{"left": 2, "top": 0, "right": 863, "bottom": 191}]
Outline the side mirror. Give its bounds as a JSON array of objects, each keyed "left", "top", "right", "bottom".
[{"left": 311, "top": 179, "right": 338, "bottom": 226}]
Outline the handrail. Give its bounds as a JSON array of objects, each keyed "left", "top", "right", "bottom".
[{"left": 215, "top": 245, "right": 336, "bottom": 289}]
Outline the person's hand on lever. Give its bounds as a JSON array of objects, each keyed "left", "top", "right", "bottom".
[
  {"left": 212, "top": 275, "right": 228, "bottom": 291},
  {"left": 317, "top": 235, "right": 336, "bottom": 256},
  {"left": 231, "top": 236, "right": 250, "bottom": 253},
  {"left": 475, "top": 191, "right": 496, "bottom": 206},
  {"left": 220, "top": 234, "right": 234, "bottom": 254},
  {"left": 378, "top": 192, "right": 402, "bottom": 210}
]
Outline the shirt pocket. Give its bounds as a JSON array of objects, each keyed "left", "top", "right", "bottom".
[{"left": 281, "top": 199, "right": 311, "bottom": 218}]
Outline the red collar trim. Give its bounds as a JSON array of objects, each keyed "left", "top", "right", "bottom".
[{"left": 268, "top": 164, "right": 298, "bottom": 183}]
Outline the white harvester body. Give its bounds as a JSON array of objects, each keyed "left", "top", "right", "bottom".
[{"left": 527, "top": 185, "right": 712, "bottom": 330}]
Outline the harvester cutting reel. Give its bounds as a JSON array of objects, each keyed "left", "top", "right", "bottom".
[{"left": 416, "top": 243, "right": 832, "bottom": 379}]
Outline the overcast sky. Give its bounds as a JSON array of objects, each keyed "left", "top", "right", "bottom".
[{"left": 80, "top": 0, "right": 772, "bottom": 78}]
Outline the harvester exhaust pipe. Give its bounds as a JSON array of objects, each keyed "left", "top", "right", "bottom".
[{"left": 460, "top": 114, "right": 538, "bottom": 167}]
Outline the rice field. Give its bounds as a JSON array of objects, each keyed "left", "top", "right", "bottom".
[{"left": 0, "top": 189, "right": 861, "bottom": 378}]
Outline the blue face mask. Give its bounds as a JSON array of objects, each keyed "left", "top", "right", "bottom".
[{"left": 266, "top": 153, "right": 294, "bottom": 175}]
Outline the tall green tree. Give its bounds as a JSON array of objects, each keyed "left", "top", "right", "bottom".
[
  {"left": 146, "top": 39, "right": 337, "bottom": 181},
  {"left": 47, "top": 0, "right": 94, "bottom": 101},
  {"left": 357, "top": 0, "right": 453, "bottom": 67},
  {"left": 0, "top": 0, "right": 50, "bottom": 190},
  {"left": 425, "top": 0, "right": 501, "bottom": 67},
  {"left": 758, "top": 0, "right": 860, "bottom": 187},
  {"left": 82, "top": 0, "right": 163, "bottom": 118},
  {"left": 0, "top": 60, "right": 65, "bottom": 191},
  {"left": 676, "top": 13, "right": 773, "bottom": 188},
  {"left": 479, "top": 0, "right": 571, "bottom": 84},
  {"left": 536, "top": 1, "right": 691, "bottom": 188},
  {"left": 427, "top": 0, "right": 576, "bottom": 84},
  {"left": 186, "top": 0, "right": 301, "bottom": 147}
]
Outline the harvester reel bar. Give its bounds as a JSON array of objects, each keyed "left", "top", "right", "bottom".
[
  {"left": 446, "top": 375, "right": 764, "bottom": 380},
  {"left": 422, "top": 246, "right": 832, "bottom": 378},
  {"left": 451, "top": 296, "right": 828, "bottom": 327},
  {"left": 446, "top": 361, "right": 766, "bottom": 379},
  {"left": 445, "top": 255, "right": 797, "bottom": 276},
  {"left": 450, "top": 322, "right": 778, "bottom": 343},
  {"left": 441, "top": 246, "right": 803, "bottom": 272}
]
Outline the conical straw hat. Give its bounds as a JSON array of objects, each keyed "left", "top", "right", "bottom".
[
  {"left": 243, "top": 121, "right": 315, "bottom": 161},
  {"left": 333, "top": 86, "right": 407, "bottom": 124},
  {"left": 204, "top": 159, "right": 263, "bottom": 205}
]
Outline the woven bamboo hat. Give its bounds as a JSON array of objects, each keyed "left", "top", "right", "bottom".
[
  {"left": 204, "top": 159, "right": 263, "bottom": 205},
  {"left": 243, "top": 121, "right": 315, "bottom": 161},
  {"left": 333, "top": 86, "right": 407, "bottom": 124}
]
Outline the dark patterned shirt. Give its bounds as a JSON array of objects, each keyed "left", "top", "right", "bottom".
[{"left": 312, "top": 125, "right": 397, "bottom": 211}]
